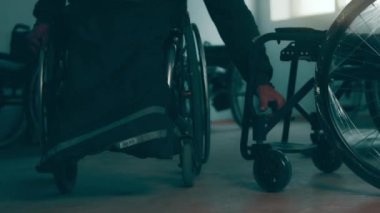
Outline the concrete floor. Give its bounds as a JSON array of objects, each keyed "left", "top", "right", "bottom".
[{"left": 0, "top": 120, "right": 380, "bottom": 213}]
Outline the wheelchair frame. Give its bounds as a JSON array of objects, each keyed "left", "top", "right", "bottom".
[
  {"left": 240, "top": 27, "right": 343, "bottom": 192},
  {"left": 0, "top": 24, "right": 34, "bottom": 148},
  {"left": 34, "top": 16, "right": 210, "bottom": 193},
  {"left": 241, "top": 0, "right": 380, "bottom": 192}
]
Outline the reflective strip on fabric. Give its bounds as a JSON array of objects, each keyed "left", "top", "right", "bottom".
[
  {"left": 46, "top": 106, "right": 166, "bottom": 157},
  {"left": 114, "top": 129, "right": 168, "bottom": 149}
]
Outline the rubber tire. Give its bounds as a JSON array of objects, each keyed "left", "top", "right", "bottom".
[
  {"left": 316, "top": 0, "right": 380, "bottom": 189},
  {"left": 253, "top": 149, "right": 292, "bottom": 192},
  {"left": 181, "top": 139, "right": 194, "bottom": 187},
  {"left": 53, "top": 160, "right": 78, "bottom": 194},
  {"left": 191, "top": 24, "right": 211, "bottom": 164},
  {"left": 311, "top": 143, "right": 343, "bottom": 173},
  {"left": 229, "top": 67, "right": 245, "bottom": 127}
]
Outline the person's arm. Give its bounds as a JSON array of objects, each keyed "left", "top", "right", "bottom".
[
  {"left": 28, "top": 0, "right": 66, "bottom": 54},
  {"left": 204, "top": 0, "right": 284, "bottom": 110},
  {"left": 33, "top": 0, "right": 66, "bottom": 24},
  {"left": 203, "top": 0, "right": 272, "bottom": 86}
]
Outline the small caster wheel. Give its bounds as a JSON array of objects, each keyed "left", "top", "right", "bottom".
[
  {"left": 311, "top": 140, "right": 342, "bottom": 173},
  {"left": 181, "top": 139, "right": 194, "bottom": 187},
  {"left": 253, "top": 149, "right": 292, "bottom": 192},
  {"left": 53, "top": 160, "right": 78, "bottom": 194},
  {"left": 193, "top": 144, "right": 203, "bottom": 176},
  {"left": 194, "top": 161, "right": 202, "bottom": 176}
]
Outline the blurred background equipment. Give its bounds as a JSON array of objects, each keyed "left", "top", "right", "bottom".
[
  {"left": 0, "top": 23, "right": 35, "bottom": 148},
  {"left": 204, "top": 44, "right": 245, "bottom": 126}
]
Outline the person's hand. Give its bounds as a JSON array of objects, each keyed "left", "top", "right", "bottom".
[
  {"left": 256, "top": 84, "right": 285, "bottom": 111},
  {"left": 28, "top": 23, "right": 50, "bottom": 54}
]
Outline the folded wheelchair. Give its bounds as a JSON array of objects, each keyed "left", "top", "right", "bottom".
[
  {"left": 240, "top": 0, "right": 380, "bottom": 192},
  {"left": 33, "top": 16, "right": 210, "bottom": 194}
]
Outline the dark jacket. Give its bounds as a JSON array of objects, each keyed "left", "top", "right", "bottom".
[{"left": 33, "top": 0, "right": 273, "bottom": 86}]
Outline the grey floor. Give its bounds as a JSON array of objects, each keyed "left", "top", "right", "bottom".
[{"left": 1, "top": 119, "right": 380, "bottom": 213}]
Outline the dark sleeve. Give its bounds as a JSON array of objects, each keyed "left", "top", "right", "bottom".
[
  {"left": 33, "top": 0, "right": 66, "bottom": 23},
  {"left": 203, "top": 0, "right": 273, "bottom": 86}
]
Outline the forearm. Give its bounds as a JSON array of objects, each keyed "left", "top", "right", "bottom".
[
  {"left": 204, "top": 0, "right": 273, "bottom": 85},
  {"left": 33, "top": 0, "right": 67, "bottom": 23}
]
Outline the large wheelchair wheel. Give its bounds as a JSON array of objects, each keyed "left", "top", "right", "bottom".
[
  {"left": 191, "top": 24, "right": 211, "bottom": 165},
  {"left": 25, "top": 55, "right": 45, "bottom": 145},
  {"left": 35, "top": 38, "right": 66, "bottom": 151},
  {"left": 316, "top": 0, "right": 380, "bottom": 188},
  {"left": 34, "top": 33, "right": 78, "bottom": 194},
  {"left": 168, "top": 23, "right": 210, "bottom": 187},
  {"left": 0, "top": 64, "right": 29, "bottom": 148},
  {"left": 0, "top": 106, "right": 26, "bottom": 148},
  {"left": 229, "top": 67, "right": 246, "bottom": 126}
]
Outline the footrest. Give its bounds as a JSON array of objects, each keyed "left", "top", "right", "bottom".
[{"left": 270, "top": 142, "right": 317, "bottom": 153}]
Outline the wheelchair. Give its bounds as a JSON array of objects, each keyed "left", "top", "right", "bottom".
[
  {"left": 34, "top": 17, "right": 210, "bottom": 194},
  {"left": 316, "top": 0, "right": 380, "bottom": 189},
  {"left": 203, "top": 44, "right": 245, "bottom": 126},
  {"left": 239, "top": 27, "right": 343, "bottom": 192},
  {"left": 0, "top": 24, "right": 33, "bottom": 148},
  {"left": 241, "top": 0, "right": 380, "bottom": 192}
]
